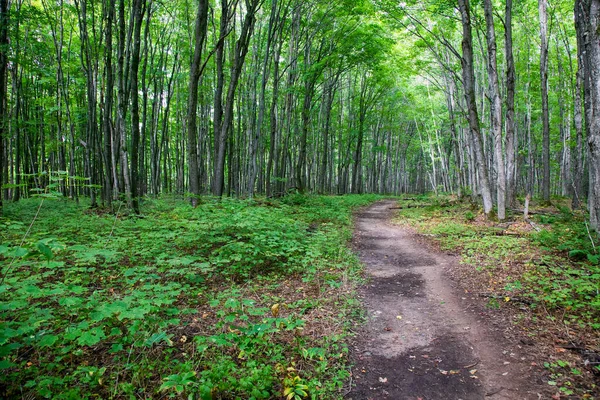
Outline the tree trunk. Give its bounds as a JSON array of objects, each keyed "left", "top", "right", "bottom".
[
  {"left": 458, "top": 0, "right": 493, "bottom": 216},
  {"left": 539, "top": 0, "right": 551, "bottom": 203},
  {"left": 214, "top": 0, "right": 260, "bottom": 197},
  {"left": 248, "top": 0, "right": 278, "bottom": 198},
  {"left": 576, "top": 0, "right": 600, "bottom": 231},
  {"left": 573, "top": 4, "right": 585, "bottom": 209},
  {"left": 117, "top": 0, "right": 133, "bottom": 209},
  {"left": 187, "top": 0, "right": 209, "bottom": 206},
  {"left": 129, "top": 0, "right": 146, "bottom": 214},
  {"left": 212, "top": 0, "right": 230, "bottom": 193},
  {"left": 0, "top": 0, "right": 8, "bottom": 215},
  {"left": 504, "top": 0, "right": 517, "bottom": 208},
  {"left": 102, "top": 0, "right": 116, "bottom": 207},
  {"left": 483, "top": 0, "right": 506, "bottom": 220}
]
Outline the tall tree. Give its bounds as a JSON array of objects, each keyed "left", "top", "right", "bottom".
[
  {"left": 0, "top": 0, "right": 8, "bottom": 215},
  {"left": 539, "top": 0, "right": 550, "bottom": 203},
  {"left": 457, "top": 0, "right": 493, "bottom": 216},
  {"left": 483, "top": 0, "right": 506, "bottom": 220},
  {"left": 129, "top": 0, "right": 147, "bottom": 214},
  {"left": 214, "top": 0, "right": 262, "bottom": 197},
  {"left": 504, "top": 0, "right": 517, "bottom": 208},
  {"left": 575, "top": 0, "right": 600, "bottom": 231},
  {"left": 187, "top": 0, "right": 209, "bottom": 206}
]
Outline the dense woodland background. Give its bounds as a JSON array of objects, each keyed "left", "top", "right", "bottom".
[{"left": 0, "top": 0, "right": 599, "bottom": 227}]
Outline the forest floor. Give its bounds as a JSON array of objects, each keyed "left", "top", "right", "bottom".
[
  {"left": 0, "top": 194, "right": 382, "bottom": 399},
  {"left": 347, "top": 198, "right": 599, "bottom": 400},
  {"left": 1, "top": 194, "right": 598, "bottom": 399}
]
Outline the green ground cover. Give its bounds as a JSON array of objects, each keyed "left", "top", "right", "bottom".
[
  {"left": 0, "top": 194, "right": 381, "bottom": 399},
  {"left": 393, "top": 194, "right": 600, "bottom": 397}
]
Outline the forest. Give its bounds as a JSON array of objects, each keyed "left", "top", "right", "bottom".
[
  {"left": 1, "top": 0, "right": 600, "bottom": 398},
  {"left": 0, "top": 0, "right": 597, "bottom": 222}
]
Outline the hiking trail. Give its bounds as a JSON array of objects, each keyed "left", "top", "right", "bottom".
[{"left": 347, "top": 200, "right": 545, "bottom": 400}]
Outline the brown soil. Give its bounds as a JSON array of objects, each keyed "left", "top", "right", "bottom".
[{"left": 347, "top": 200, "right": 550, "bottom": 400}]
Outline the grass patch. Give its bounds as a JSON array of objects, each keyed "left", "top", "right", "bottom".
[{"left": 0, "top": 194, "right": 381, "bottom": 399}]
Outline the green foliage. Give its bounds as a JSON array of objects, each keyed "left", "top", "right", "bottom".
[
  {"left": 395, "top": 194, "right": 600, "bottom": 328},
  {"left": 0, "top": 195, "right": 378, "bottom": 398}
]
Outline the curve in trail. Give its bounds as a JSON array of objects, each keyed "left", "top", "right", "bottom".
[{"left": 347, "top": 200, "right": 542, "bottom": 400}]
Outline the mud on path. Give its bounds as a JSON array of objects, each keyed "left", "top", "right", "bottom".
[{"left": 347, "top": 200, "right": 545, "bottom": 400}]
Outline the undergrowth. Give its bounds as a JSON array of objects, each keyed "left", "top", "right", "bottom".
[
  {"left": 0, "top": 194, "right": 381, "bottom": 399},
  {"left": 394, "top": 194, "right": 600, "bottom": 397}
]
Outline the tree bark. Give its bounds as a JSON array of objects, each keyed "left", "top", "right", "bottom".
[
  {"left": 504, "top": 0, "right": 517, "bottom": 208},
  {"left": 572, "top": 3, "right": 585, "bottom": 209},
  {"left": 117, "top": 0, "right": 133, "bottom": 209},
  {"left": 0, "top": 0, "right": 8, "bottom": 215},
  {"left": 576, "top": 0, "right": 600, "bottom": 231},
  {"left": 129, "top": 0, "right": 146, "bottom": 214},
  {"left": 213, "top": 0, "right": 261, "bottom": 197},
  {"left": 483, "top": 0, "right": 506, "bottom": 220},
  {"left": 248, "top": 0, "right": 278, "bottom": 198},
  {"left": 539, "top": 0, "right": 551, "bottom": 203},
  {"left": 187, "top": 0, "right": 209, "bottom": 206},
  {"left": 457, "top": 0, "right": 493, "bottom": 216}
]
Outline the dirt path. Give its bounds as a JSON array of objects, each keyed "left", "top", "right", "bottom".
[{"left": 347, "top": 201, "right": 544, "bottom": 400}]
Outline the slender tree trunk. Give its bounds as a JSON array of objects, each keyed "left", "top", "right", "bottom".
[
  {"left": 75, "top": 0, "right": 99, "bottom": 207},
  {"left": 102, "top": 0, "right": 116, "bottom": 207},
  {"left": 248, "top": 0, "right": 277, "bottom": 198},
  {"left": 458, "top": 0, "right": 493, "bottom": 216},
  {"left": 213, "top": 0, "right": 230, "bottom": 192},
  {"left": 483, "top": 0, "right": 506, "bottom": 220},
  {"left": 539, "top": 0, "right": 551, "bottom": 202},
  {"left": 214, "top": 0, "right": 260, "bottom": 197},
  {"left": 504, "top": 0, "right": 517, "bottom": 207},
  {"left": 129, "top": 0, "right": 146, "bottom": 214},
  {"left": 572, "top": 7, "right": 585, "bottom": 209},
  {"left": 0, "top": 0, "right": 8, "bottom": 215},
  {"left": 117, "top": 0, "right": 132, "bottom": 208},
  {"left": 187, "top": 0, "right": 209, "bottom": 206},
  {"left": 265, "top": 33, "right": 283, "bottom": 198}
]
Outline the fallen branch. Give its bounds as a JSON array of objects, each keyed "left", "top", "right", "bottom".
[
  {"left": 524, "top": 217, "right": 541, "bottom": 232},
  {"left": 478, "top": 293, "right": 533, "bottom": 305},
  {"left": 389, "top": 203, "right": 454, "bottom": 210},
  {"left": 511, "top": 209, "right": 560, "bottom": 217}
]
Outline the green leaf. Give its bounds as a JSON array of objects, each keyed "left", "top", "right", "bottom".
[
  {"left": 9, "top": 247, "right": 28, "bottom": 258},
  {"left": 59, "top": 297, "right": 83, "bottom": 307},
  {"left": 77, "top": 327, "right": 106, "bottom": 346},
  {"left": 38, "top": 334, "right": 59, "bottom": 347},
  {"left": 0, "top": 360, "right": 15, "bottom": 369},
  {"left": 37, "top": 241, "right": 54, "bottom": 260}
]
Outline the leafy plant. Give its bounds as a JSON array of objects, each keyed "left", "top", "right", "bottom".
[{"left": 0, "top": 195, "right": 379, "bottom": 398}]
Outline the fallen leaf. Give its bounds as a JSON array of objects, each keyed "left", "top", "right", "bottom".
[
  {"left": 555, "top": 347, "right": 566, "bottom": 353},
  {"left": 271, "top": 303, "right": 280, "bottom": 317},
  {"left": 469, "top": 369, "right": 478, "bottom": 375}
]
